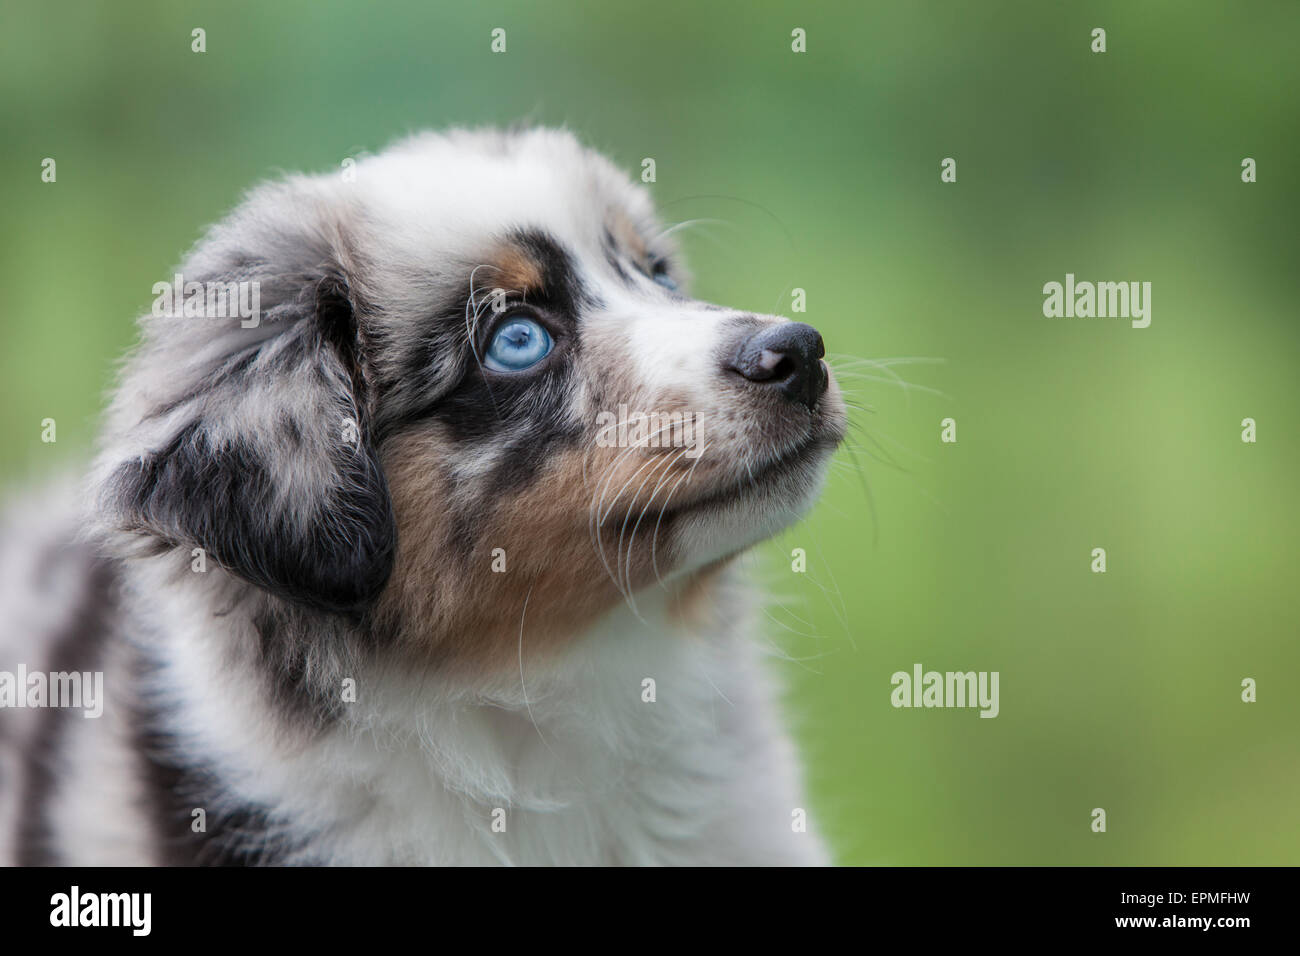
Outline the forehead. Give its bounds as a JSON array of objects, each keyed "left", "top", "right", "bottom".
[{"left": 352, "top": 128, "right": 657, "bottom": 260}]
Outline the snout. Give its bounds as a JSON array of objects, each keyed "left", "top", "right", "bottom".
[{"left": 725, "top": 321, "right": 828, "bottom": 410}]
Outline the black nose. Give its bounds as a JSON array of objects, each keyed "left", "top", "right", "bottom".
[{"left": 728, "top": 322, "right": 828, "bottom": 410}]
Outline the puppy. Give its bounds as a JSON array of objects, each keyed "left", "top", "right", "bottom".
[{"left": 0, "top": 127, "right": 845, "bottom": 865}]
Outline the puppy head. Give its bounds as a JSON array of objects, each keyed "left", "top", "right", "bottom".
[{"left": 97, "top": 127, "right": 846, "bottom": 676}]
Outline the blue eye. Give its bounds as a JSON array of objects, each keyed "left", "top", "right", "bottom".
[
  {"left": 652, "top": 265, "right": 677, "bottom": 291},
  {"left": 483, "top": 317, "right": 553, "bottom": 372}
]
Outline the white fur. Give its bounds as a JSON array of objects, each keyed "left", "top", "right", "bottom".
[{"left": 135, "top": 561, "right": 826, "bottom": 865}]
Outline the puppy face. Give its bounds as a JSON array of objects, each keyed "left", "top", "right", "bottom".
[{"left": 99, "top": 128, "right": 845, "bottom": 677}]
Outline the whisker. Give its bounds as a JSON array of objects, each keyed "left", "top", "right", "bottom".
[
  {"left": 649, "top": 217, "right": 732, "bottom": 245},
  {"left": 615, "top": 449, "right": 685, "bottom": 614},
  {"left": 588, "top": 422, "right": 683, "bottom": 604},
  {"left": 620, "top": 446, "right": 692, "bottom": 607},
  {"left": 650, "top": 441, "right": 712, "bottom": 586}
]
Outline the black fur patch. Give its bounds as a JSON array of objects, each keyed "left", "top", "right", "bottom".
[
  {"left": 251, "top": 604, "right": 349, "bottom": 725},
  {"left": 108, "top": 420, "right": 395, "bottom": 616},
  {"left": 314, "top": 272, "right": 373, "bottom": 411},
  {"left": 602, "top": 227, "right": 635, "bottom": 286},
  {"left": 509, "top": 228, "right": 597, "bottom": 318},
  {"left": 130, "top": 650, "right": 300, "bottom": 866},
  {"left": 15, "top": 553, "right": 114, "bottom": 865}
]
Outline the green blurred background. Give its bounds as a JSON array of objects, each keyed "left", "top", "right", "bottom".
[{"left": 2, "top": 1, "right": 1296, "bottom": 864}]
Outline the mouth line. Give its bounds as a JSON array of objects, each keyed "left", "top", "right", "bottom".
[{"left": 662, "top": 430, "right": 832, "bottom": 518}]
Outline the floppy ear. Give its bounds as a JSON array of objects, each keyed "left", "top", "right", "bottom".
[{"left": 97, "top": 185, "right": 396, "bottom": 615}]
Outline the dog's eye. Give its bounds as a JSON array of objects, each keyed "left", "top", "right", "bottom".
[
  {"left": 483, "top": 316, "right": 553, "bottom": 372},
  {"left": 651, "top": 260, "right": 677, "bottom": 291}
]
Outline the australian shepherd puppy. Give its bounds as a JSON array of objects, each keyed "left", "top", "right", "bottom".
[{"left": 0, "top": 127, "right": 845, "bottom": 866}]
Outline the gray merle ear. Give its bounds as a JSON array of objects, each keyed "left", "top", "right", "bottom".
[{"left": 98, "top": 194, "right": 396, "bottom": 616}]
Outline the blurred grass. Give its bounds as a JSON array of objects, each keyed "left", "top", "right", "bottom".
[{"left": 1, "top": 0, "right": 1296, "bottom": 863}]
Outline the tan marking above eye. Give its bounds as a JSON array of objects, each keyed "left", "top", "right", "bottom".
[{"left": 484, "top": 243, "right": 544, "bottom": 298}]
